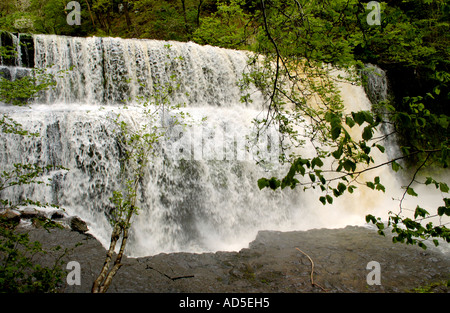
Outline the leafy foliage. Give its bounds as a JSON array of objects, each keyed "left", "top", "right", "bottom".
[
  {"left": 0, "top": 217, "right": 66, "bottom": 292},
  {"left": 243, "top": 0, "right": 450, "bottom": 249},
  {"left": 193, "top": 0, "right": 250, "bottom": 49},
  {"left": 0, "top": 45, "right": 69, "bottom": 292}
]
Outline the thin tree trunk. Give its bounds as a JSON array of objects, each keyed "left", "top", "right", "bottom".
[
  {"left": 123, "top": 1, "right": 132, "bottom": 31},
  {"left": 181, "top": 0, "right": 190, "bottom": 39},
  {"left": 91, "top": 224, "right": 121, "bottom": 293},
  {"left": 97, "top": 225, "right": 129, "bottom": 292},
  {"left": 91, "top": 206, "right": 135, "bottom": 293},
  {"left": 83, "top": 0, "right": 96, "bottom": 28},
  {"left": 196, "top": 0, "right": 203, "bottom": 27}
]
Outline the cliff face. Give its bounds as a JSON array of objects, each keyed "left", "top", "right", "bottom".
[{"left": 0, "top": 31, "right": 34, "bottom": 68}]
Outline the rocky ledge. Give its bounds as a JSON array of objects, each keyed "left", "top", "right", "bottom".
[
  {"left": 17, "top": 221, "right": 450, "bottom": 293},
  {"left": 1, "top": 208, "right": 88, "bottom": 233}
]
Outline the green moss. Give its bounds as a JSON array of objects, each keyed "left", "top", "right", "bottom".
[{"left": 407, "top": 280, "right": 450, "bottom": 293}]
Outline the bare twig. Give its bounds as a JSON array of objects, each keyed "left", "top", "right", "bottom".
[
  {"left": 398, "top": 152, "right": 431, "bottom": 215},
  {"left": 145, "top": 265, "right": 194, "bottom": 281},
  {"left": 260, "top": 0, "right": 281, "bottom": 119}
]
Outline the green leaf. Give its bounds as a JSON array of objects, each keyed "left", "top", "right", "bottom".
[
  {"left": 352, "top": 111, "right": 373, "bottom": 125},
  {"left": 362, "top": 126, "right": 373, "bottom": 140},
  {"left": 376, "top": 184, "right": 385, "bottom": 192},
  {"left": 391, "top": 161, "right": 401, "bottom": 172},
  {"left": 257, "top": 178, "right": 269, "bottom": 190},
  {"left": 319, "top": 196, "right": 326, "bottom": 205},
  {"left": 418, "top": 242, "right": 427, "bottom": 250},
  {"left": 311, "top": 157, "right": 324, "bottom": 169},
  {"left": 326, "top": 195, "right": 333, "bottom": 204},
  {"left": 319, "top": 174, "right": 326, "bottom": 185},
  {"left": 332, "top": 145, "right": 343, "bottom": 159},
  {"left": 437, "top": 115, "right": 449, "bottom": 129},
  {"left": 348, "top": 185, "right": 356, "bottom": 193},
  {"left": 376, "top": 144, "right": 385, "bottom": 153},
  {"left": 352, "top": 112, "right": 364, "bottom": 125},
  {"left": 332, "top": 188, "right": 340, "bottom": 197},
  {"left": 437, "top": 206, "right": 450, "bottom": 216},
  {"left": 337, "top": 182, "right": 346, "bottom": 194},
  {"left": 396, "top": 112, "right": 412, "bottom": 127},
  {"left": 415, "top": 117, "right": 426, "bottom": 127},
  {"left": 406, "top": 187, "right": 418, "bottom": 197},
  {"left": 343, "top": 159, "right": 356, "bottom": 172},
  {"left": 345, "top": 116, "right": 355, "bottom": 128},
  {"left": 414, "top": 206, "right": 429, "bottom": 219},
  {"left": 331, "top": 124, "right": 341, "bottom": 140},
  {"left": 259, "top": 177, "right": 281, "bottom": 190},
  {"left": 365, "top": 214, "right": 376, "bottom": 224},
  {"left": 439, "top": 183, "right": 449, "bottom": 193}
]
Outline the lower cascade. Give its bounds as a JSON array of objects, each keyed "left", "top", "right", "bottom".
[{"left": 0, "top": 33, "right": 421, "bottom": 257}]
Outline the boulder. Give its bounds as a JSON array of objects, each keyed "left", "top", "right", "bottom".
[
  {"left": 69, "top": 216, "right": 89, "bottom": 233},
  {"left": 0, "top": 66, "right": 11, "bottom": 80},
  {"left": 51, "top": 210, "right": 65, "bottom": 220},
  {"left": 13, "top": 67, "right": 32, "bottom": 80},
  {"left": 20, "top": 207, "right": 44, "bottom": 219},
  {"left": 0, "top": 209, "right": 21, "bottom": 224}
]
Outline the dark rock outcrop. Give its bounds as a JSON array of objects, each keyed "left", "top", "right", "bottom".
[
  {"left": 20, "top": 207, "right": 45, "bottom": 219},
  {"left": 0, "top": 209, "right": 21, "bottom": 224},
  {"left": 69, "top": 216, "right": 89, "bottom": 233},
  {"left": 20, "top": 225, "right": 450, "bottom": 293},
  {"left": 0, "top": 31, "right": 35, "bottom": 68}
]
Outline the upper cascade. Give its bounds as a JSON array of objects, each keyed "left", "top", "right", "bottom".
[{"left": 1, "top": 32, "right": 263, "bottom": 107}]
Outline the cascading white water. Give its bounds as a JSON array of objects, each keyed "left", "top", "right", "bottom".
[
  {"left": 31, "top": 34, "right": 263, "bottom": 107},
  {"left": 1, "top": 33, "right": 403, "bottom": 257}
]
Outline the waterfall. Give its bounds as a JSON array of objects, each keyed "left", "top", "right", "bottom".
[
  {"left": 1, "top": 33, "right": 398, "bottom": 257},
  {"left": 30, "top": 34, "right": 265, "bottom": 107},
  {"left": 363, "top": 63, "right": 389, "bottom": 106}
]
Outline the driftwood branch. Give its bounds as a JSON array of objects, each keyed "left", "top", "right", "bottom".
[{"left": 295, "top": 247, "right": 328, "bottom": 292}]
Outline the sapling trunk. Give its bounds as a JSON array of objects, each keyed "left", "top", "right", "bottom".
[{"left": 92, "top": 205, "right": 135, "bottom": 293}]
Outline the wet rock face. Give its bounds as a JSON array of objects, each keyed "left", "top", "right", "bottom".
[
  {"left": 0, "top": 31, "right": 35, "bottom": 68},
  {"left": 0, "top": 209, "right": 21, "bottom": 224},
  {"left": 69, "top": 216, "right": 89, "bottom": 233},
  {"left": 21, "top": 225, "right": 450, "bottom": 293}
]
